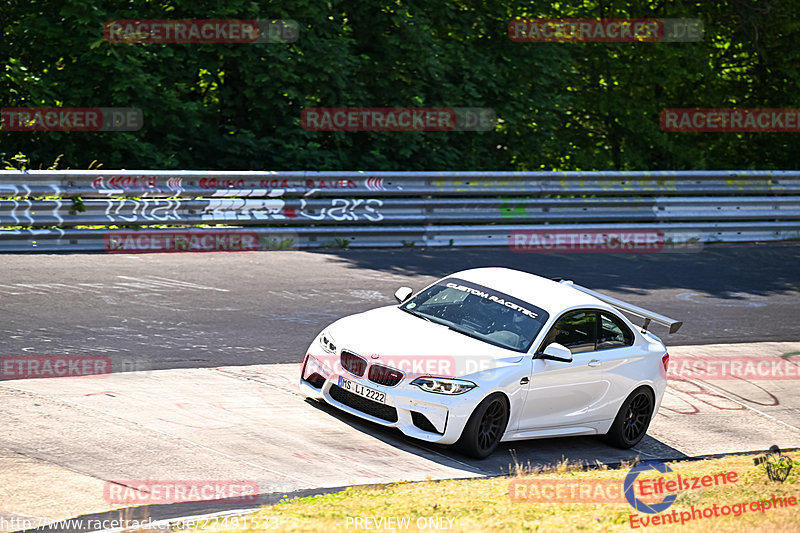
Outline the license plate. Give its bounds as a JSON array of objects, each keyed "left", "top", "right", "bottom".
[{"left": 338, "top": 376, "right": 386, "bottom": 404}]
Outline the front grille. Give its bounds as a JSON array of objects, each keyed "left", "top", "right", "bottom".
[
  {"left": 411, "top": 411, "right": 442, "bottom": 434},
  {"left": 341, "top": 351, "right": 367, "bottom": 377},
  {"left": 329, "top": 384, "right": 398, "bottom": 423},
  {"left": 303, "top": 372, "right": 326, "bottom": 389},
  {"left": 368, "top": 364, "right": 404, "bottom": 387}
]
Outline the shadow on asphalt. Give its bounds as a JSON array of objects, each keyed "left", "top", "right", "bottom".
[
  {"left": 306, "top": 242, "right": 800, "bottom": 300},
  {"left": 2, "top": 242, "right": 798, "bottom": 374},
  {"left": 304, "top": 398, "right": 688, "bottom": 478}
]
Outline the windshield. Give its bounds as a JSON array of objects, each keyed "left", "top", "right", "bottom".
[{"left": 400, "top": 277, "right": 549, "bottom": 352}]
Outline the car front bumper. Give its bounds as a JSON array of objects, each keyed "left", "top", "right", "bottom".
[{"left": 299, "top": 353, "right": 477, "bottom": 445}]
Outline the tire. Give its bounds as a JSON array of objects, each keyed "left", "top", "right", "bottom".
[
  {"left": 453, "top": 393, "right": 509, "bottom": 459},
  {"left": 603, "top": 386, "right": 655, "bottom": 449}
]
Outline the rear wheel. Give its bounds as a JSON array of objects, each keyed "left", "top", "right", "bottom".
[
  {"left": 453, "top": 393, "right": 509, "bottom": 459},
  {"left": 604, "top": 387, "right": 655, "bottom": 449}
]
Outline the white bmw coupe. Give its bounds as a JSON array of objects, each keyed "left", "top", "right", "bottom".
[{"left": 299, "top": 267, "right": 680, "bottom": 459}]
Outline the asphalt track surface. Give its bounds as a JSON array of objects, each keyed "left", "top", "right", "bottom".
[
  {"left": 1, "top": 243, "right": 799, "bottom": 374},
  {"left": 1, "top": 243, "right": 799, "bottom": 532}
]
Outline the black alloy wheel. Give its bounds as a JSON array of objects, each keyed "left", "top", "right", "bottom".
[
  {"left": 604, "top": 387, "right": 655, "bottom": 449},
  {"left": 454, "top": 393, "right": 509, "bottom": 459}
]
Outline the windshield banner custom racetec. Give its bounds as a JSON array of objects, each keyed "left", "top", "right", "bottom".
[
  {"left": 399, "top": 277, "right": 550, "bottom": 352},
  {"left": 436, "top": 278, "right": 548, "bottom": 323}
]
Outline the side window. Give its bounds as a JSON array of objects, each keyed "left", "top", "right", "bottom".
[
  {"left": 545, "top": 310, "right": 597, "bottom": 354},
  {"left": 597, "top": 313, "right": 634, "bottom": 350}
]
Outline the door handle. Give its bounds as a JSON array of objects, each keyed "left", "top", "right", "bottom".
[
  {"left": 520, "top": 376, "right": 530, "bottom": 385},
  {"left": 588, "top": 359, "right": 601, "bottom": 367}
]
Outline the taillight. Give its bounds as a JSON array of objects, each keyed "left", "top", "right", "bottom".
[{"left": 662, "top": 353, "right": 670, "bottom": 372}]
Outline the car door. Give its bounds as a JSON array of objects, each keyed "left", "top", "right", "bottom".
[
  {"left": 589, "top": 310, "right": 639, "bottom": 421},
  {"left": 517, "top": 309, "right": 613, "bottom": 431}
]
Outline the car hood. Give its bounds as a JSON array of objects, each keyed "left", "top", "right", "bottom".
[{"left": 326, "top": 306, "right": 525, "bottom": 378}]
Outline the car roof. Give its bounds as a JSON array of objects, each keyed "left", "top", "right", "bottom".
[{"left": 447, "top": 267, "right": 612, "bottom": 318}]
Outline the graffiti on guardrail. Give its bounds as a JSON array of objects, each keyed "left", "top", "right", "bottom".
[
  {"left": 196, "top": 177, "right": 356, "bottom": 190},
  {"left": 89, "top": 175, "right": 363, "bottom": 194},
  {"left": 197, "top": 177, "right": 359, "bottom": 190},
  {"left": 2, "top": 171, "right": 797, "bottom": 199},
  {"left": 0, "top": 197, "right": 387, "bottom": 225},
  {"left": 103, "top": 198, "right": 182, "bottom": 222},
  {"left": 200, "top": 199, "right": 288, "bottom": 221},
  {"left": 0, "top": 197, "right": 181, "bottom": 225},
  {"left": 92, "top": 176, "right": 160, "bottom": 190},
  {"left": 198, "top": 198, "right": 384, "bottom": 222},
  {"left": 294, "top": 198, "right": 383, "bottom": 221},
  {"left": 305, "top": 178, "right": 359, "bottom": 190},
  {"left": 1, "top": 171, "right": 799, "bottom": 251}
]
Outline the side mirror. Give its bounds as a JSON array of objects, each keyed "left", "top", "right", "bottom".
[
  {"left": 538, "top": 343, "right": 573, "bottom": 363},
  {"left": 394, "top": 286, "right": 413, "bottom": 303}
]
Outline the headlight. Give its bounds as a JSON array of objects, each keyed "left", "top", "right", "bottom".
[
  {"left": 319, "top": 330, "right": 337, "bottom": 353},
  {"left": 411, "top": 377, "right": 476, "bottom": 395}
]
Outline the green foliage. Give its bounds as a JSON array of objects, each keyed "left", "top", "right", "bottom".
[
  {"left": 320, "top": 237, "right": 350, "bottom": 248},
  {"left": 70, "top": 196, "right": 85, "bottom": 213},
  {"left": 2, "top": 0, "right": 799, "bottom": 170}
]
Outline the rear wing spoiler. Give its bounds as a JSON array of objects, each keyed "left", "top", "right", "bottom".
[{"left": 558, "top": 280, "right": 683, "bottom": 334}]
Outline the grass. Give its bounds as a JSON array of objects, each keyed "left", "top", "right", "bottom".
[{"left": 176, "top": 452, "right": 800, "bottom": 532}]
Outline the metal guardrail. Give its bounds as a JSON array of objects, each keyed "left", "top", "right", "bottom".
[
  {"left": 2, "top": 196, "right": 799, "bottom": 227},
  {"left": 0, "top": 170, "right": 798, "bottom": 251},
  {"left": 2, "top": 170, "right": 800, "bottom": 197}
]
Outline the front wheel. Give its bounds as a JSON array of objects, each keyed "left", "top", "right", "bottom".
[
  {"left": 604, "top": 386, "right": 655, "bottom": 449},
  {"left": 453, "top": 393, "right": 509, "bottom": 459}
]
